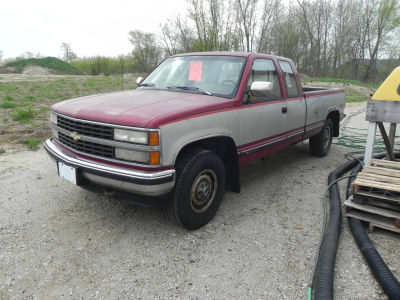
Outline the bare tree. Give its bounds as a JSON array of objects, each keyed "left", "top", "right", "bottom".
[
  {"left": 257, "top": 0, "right": 282, "bottom": 54},
  {"left": 129, "top": 30, "right": 162, "bottom": 72},
  {"left": 60, "top": 42, "right": 77, "bottom": 62},
  {"left": 235, "top": 0, "right": 258, "bottom": 52},
  {"left": 160, "top": 15, "right": 194, "bottom": 56},
  {"left": 148, "top": 0, "right": 400, "bottom": 81},
  {"left": 364, "top": 0, "right": 400, "bottom": 81}
]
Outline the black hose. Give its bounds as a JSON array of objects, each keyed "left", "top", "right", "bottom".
[
  {"left": 314, "top": 153, "right": 400, "bottom": 299},
  {"left": 346, "top": 155, "right": 400, "bottom": 299},
  {"left": 348, "top": 217, "right": 400, "bottom": 299},
  {"left": 313, "top": 158, "right": 360, "bottom": 299}
]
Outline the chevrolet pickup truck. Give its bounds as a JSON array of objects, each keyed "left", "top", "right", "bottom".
[{"left": 45, "top": 52, "right": 345, "bottom": 229}]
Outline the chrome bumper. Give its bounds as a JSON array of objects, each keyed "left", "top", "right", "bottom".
[{"left": 44, "top": 139, "right": 175, "bottom": 196}]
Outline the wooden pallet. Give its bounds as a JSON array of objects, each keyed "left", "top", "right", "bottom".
[
  {"left": 344, "top": 198, "right": 400, "bottom": 234},
  {"left": 347, "top": 159, "right": 400, "bottom": 234},
  {"left": 352, "top": 159, "right": 400, "bottom": 205}
]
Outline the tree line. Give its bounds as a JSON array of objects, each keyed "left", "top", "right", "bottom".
[{"left": 36, "top": 0, "right": 400, "bottom": 81}]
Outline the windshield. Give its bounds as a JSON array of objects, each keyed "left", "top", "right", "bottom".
[{"left": 139, "top": 55, "right": 246, "bottom": 98}]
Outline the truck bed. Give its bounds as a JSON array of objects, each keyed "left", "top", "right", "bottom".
[{"left": 302, "top": 86, "right": 344, "bottom": 96}]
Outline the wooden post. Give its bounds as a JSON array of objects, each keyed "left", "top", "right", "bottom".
[
  {"left": 389, "top": 123, "right": 397, "bottom": 151},
  {"left": 364, "top": 122, "right": 377, "bottom": 166}
]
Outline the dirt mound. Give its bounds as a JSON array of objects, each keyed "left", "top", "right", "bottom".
[{"left": 22, "top": 66, "right": 52, "bottom": 75}]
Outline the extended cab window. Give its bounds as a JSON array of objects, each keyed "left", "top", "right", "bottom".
[
  {"left": 140, "top": 56, "right": 246, "bottom": 98},
  {"left": 246, "top": 59, "right": 281, "bottom": 102},
  {"left": 279, "top": 61, "right": 300, "bottom": 98}
]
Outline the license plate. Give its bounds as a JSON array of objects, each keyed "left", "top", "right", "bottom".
[{"left": 58, "top": 162, "right": 77, "bottom": 185}]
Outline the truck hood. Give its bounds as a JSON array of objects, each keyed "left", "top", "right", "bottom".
[{"left": 51, "top": 89, "right": 236, "bottom": 128}]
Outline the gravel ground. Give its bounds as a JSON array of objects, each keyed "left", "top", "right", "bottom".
[{"left": 0, "top": 101, "right": 399, "bottom": 299}]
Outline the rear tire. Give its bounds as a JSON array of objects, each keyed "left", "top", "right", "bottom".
[
  {"left": 309, "top": 118, "right": 333, "bottom": 157},
  {"left": 164, "top": 150, "right": 226, "bottom": 230}
]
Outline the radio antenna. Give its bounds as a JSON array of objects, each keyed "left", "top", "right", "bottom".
[{"left": 121, "top": 54, "right": 124, "bottom": 91}]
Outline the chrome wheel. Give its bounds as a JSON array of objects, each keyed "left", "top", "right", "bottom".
[
  {"left": 322, "top": 125, "right": 331, "bottom": 149},
  {"left": 190, "top": 169, "right": 217, "bottom": 213}
]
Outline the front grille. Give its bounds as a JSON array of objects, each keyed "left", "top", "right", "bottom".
[
  {"left": 57, "top": 115, "right": 113, "bottom": 140},
  {"left": 59, "top": 132, "right": 114, "bottom": 158}
]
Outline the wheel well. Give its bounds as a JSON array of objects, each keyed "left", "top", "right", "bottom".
[
  {"left": 175, "top": 136, "right": 240, "bottom": 193},
  {"left": 327, "top": 110, "right": 340, "bottom": 137}
]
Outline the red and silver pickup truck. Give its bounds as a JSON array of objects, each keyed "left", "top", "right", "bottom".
[{"left": 45, "top": 52, "right": 345, "bottom": 229}]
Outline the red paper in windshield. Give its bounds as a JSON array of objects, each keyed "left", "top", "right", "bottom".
[{"left": 189, "top": 61, "right": 202, "bottom": 81}]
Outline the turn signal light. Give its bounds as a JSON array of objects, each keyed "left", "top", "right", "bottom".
[
  {"left": 149, "top": 131, "right": 160, "bottom": 146},
  {"left": 149, "top": 151, "right": 160, "bottom": 165}
]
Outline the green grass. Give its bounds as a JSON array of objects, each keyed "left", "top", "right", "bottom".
[
  {"left": 5, "top": 57, "right": 83, "bottom": 75},
  {"left": 12, "top": 107, "right": 36, "bottom": 123},
  {"left": 302, "top": 76, "right": 378, "bottom": 103},
  {"left": 0, "top": 74, "right": 137, "bottom": 146},
  {"left": 4, "top": 94, "right": 15, "bottom": 101},
  {"left": 302, "top": 77, "right": 380, "bottom": 89},
  {"left": 346, "top": 89, "right": 369, "bottom": 103},
  {"left": 0, "top": 148, "right": 5, "bottom": 154},
  {"left": 23, "top": 95, "right": 37, "bottom": 101},
  {"left": 23, "top": 137, "right": 40, "bottom": 150},
  {"left": 0, "top": 101, "right": 18, "bottom": 109}
]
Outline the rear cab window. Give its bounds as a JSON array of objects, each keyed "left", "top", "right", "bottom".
[{"left": 278, "top": 61, "right": 300, "bottom": 98}]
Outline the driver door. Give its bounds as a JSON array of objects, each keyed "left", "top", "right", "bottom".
[{"left": 239, "top": 58, "right": 287, "bottom": 155}]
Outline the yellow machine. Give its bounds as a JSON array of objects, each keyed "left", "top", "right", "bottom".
[
  {"left": 364, "top": 67, "right": 400, "bottom": 164},
  {"left": 371, "top": 67, "right": 400, "bottom": 101}
]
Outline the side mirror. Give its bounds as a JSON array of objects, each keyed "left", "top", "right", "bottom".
[
  {"left": 250, "top": 81, "right": 273, "bottom": 97},
  {"left": 136, "top": 77, "right": 143, "bottom": 84}
]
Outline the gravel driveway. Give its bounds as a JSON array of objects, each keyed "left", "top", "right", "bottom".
[{"left": 0, "top": 102, "right": 399, "bottom": 299}]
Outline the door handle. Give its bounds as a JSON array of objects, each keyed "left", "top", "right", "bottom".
[{"left": 282, "top": 107, "right": 288, "bottom": 114}]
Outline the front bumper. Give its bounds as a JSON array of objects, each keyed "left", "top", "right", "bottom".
[{"left": 44, "top": 139, "right": 175, "bottom": 196}]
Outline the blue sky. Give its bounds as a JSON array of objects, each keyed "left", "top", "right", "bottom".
[{"left": 0, "top": 0, "right": 187, "bottom": 59}]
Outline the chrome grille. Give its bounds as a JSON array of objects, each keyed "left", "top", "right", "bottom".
[
  {"left": 57, "top": 115, "right": 113, "bottom": 140},
  {"left": 58, "top": 132, "right": 113, "bottom": 158}
]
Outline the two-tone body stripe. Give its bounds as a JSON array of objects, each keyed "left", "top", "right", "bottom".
[
  {"left": 158, "top": 90, "right": 344, "bottom": 128},
  {"left": 238, "top": 135, "right": 286, "bottom": 157},
  {"left": 237, "top": 120, "right": 324, "bottom": 157},
  {"left": 287, "top": 128, "right": 305, "bottom": 140},
  {"left": 305, "top": 121, "right": 324, "bottom": 133}
]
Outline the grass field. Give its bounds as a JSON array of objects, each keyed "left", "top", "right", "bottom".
[
  {"left": 0, "top": 74, "right": 137, "bottom": 150},
  {"left": 0, "top": 75, "right": 377, "bottom": 152}
]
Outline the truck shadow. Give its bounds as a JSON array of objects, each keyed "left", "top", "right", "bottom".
[
  {"left": 238, "top": 143, "right": 312, "bottom": 189},
  {"left": 76, "top": 141, "right": 335, "bottom": 232}
]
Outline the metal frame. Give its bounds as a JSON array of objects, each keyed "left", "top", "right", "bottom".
[{"left": 364, "top": 100, "right": 399, "bottom": 165}]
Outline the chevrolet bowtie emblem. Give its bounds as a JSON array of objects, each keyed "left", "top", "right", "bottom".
[{"left": 70, "top": 131, "right": 81, "bottom": 141}]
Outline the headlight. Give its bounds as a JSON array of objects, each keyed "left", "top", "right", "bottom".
[
  {"left": 115, "top": 148, "right": 148, "bottom": 162},
  {"left": 50, "top": 112, "right": 57, "bottom": 124},
  {"left": 115, "top": 148, "right": 160, "bottom": 165},
  {"left": 114, "top": 129, "right": 148, "bottom": 144},
  {"left": 114, "top": 129, "right": 159, "bottom": 145}
]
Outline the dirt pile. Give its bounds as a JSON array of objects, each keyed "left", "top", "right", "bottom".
[{"left": 22, "top": 66, "right": 52, "bottom": 75}]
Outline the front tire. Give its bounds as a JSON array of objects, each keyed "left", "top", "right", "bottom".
[
  {"left": 309, "top": 118, "right": 333, "bottom": 157},
  {"left": 164, "top": 150, "right": 226, "bottom": 230}
]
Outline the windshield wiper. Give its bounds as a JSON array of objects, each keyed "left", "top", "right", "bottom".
[
  {"left": 167, "top": 86, "right": 197, "bottom": 91},
  {"left": 167, "top": 86, "right": 213, "bottom": 96},
  {"left": 138, "top": 82, "right": 156, "bottom": 87}
]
